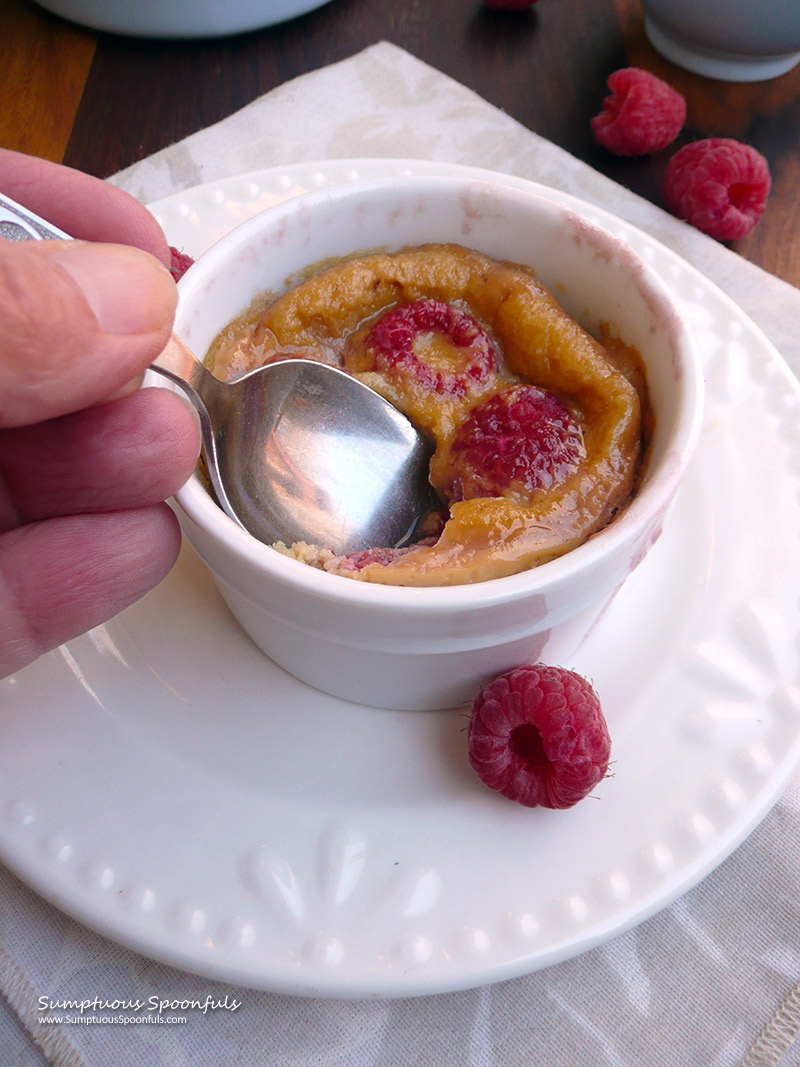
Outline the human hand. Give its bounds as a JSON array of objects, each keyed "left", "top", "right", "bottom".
[{"left": 0, "top": 148, "right": 201, "bottom": 678}]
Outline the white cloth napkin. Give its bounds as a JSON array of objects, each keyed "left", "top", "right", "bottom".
[{"left": 3, "top": 41, "right": 800, "bottom": 1067}]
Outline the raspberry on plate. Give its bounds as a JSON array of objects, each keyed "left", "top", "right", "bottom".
[
  {"left": 468, "top": 665, "right": 611, "bottom": 809},
  {"left": 663, "top": 138, "right": 771, "bottom": 242},
  {"left": 169, "top": 245, "right": 195, "bottom": 282},
  {"left": 364, "top": 299, "right": 498, "bottom": 397},
  {"left": 591, "top": 67, "right": 686, "bottom": 156},
  {"left": 445, "top": 385, "right": 585, "bottom": 502}
]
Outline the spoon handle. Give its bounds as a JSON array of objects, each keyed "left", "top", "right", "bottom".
[
  {"left": 150, "top": 334, "right": 216, "bottom": 404},
  {"left": 148, "top": 341, "right": 228, "bottom": 499},
  {"left": 148, "top": 340, "right": 216, "bottom": 445},
  {"left": 0, "top": 194, "right": 70, "bottom": 241},
  {"left": 147, "top": 345, "right": 240, "bottom": 528}
]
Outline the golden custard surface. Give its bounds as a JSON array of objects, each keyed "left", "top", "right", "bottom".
[{"left": 207, "top": 243, "right": 646, "bottom": 587}]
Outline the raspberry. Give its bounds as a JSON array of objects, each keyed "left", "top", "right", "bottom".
[
  {"left": 591, "top": 68, "right": 686, "bottom": 156},
  {"left": 468, "top": 665, "right": 611, "bottom": 809},
  {"left": 340, "top": 546, "right": 410, "bottom": 570},
  {"left": 446, "top": 385, "right": 584, "bottom": 502},
  {"left": 663, "top": 138, "right": 771, "bottom": 242},
  {"left": 339, "top": 537, "right": 438, "bottom": 571},
  {"left": 364, "top": 299, "right": 497, "bottom": 396},
  {"left": 169, "top": 245, "right": 195, "bottom": 282}
]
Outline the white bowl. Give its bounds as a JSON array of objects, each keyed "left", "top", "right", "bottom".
[
  {"left": 31, "top": 0, "right": 333, "bottom": 38},
  {"left": 172, "top": 175, "right": 703, "bottom": 710}
]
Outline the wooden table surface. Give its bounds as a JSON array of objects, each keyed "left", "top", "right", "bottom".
[{"left": 4, "top": 0, "right": 800, "bottom": 287}]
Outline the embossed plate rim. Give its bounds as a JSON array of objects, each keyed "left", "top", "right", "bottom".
[{"left": 1, "top": 160, "right": 799, "bottom": 998}]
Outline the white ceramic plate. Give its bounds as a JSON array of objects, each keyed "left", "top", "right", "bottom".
[{"left": 2, "top": 161, "right": 799, "bottom": 999}]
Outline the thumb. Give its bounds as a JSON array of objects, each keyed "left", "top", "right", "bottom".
[{"left": 0, "top": 239, "right": 177, "bottom": 428}]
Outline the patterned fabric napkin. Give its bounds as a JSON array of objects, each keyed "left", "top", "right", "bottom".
[{"left": 2, "top": 41, "right": 800, "bottom": 1067}]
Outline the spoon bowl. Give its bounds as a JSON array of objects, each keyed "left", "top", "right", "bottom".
[{"left": 152, "top": 338, "right": 433, "bottom": 553}]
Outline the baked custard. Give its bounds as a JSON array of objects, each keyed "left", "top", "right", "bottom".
[{"left": 205, "top": 243, "right": 647, "bottom": 587}]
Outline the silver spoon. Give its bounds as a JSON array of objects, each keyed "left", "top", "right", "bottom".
[{"left": 0, "top": 192, "right": 434, "bottom": 555}]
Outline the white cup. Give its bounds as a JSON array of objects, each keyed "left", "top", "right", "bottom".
[{"left": 639, "top": 0, "right": 800, "bottom": 81}]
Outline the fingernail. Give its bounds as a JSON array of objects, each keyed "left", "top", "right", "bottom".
[{"left": 48, "top": 241, "right": 177, "bottom": 336}]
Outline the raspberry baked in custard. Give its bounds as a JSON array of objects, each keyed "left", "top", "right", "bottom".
[{"left": 205, "top": 243, "right": 648, "bottom": 587}]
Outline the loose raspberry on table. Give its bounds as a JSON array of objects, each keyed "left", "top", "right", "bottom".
[
  {"left": 663, "top": 138, "right": 771, "bottom": 242},
  {"left": 591, "top": 68, "right": 686, "bottom": 156},
  {"left": 364, "top": 299, "right": 498, "bottom": 396},
  {"left": 468, "top": 665, "right": 611, "bottom": 809},
  {"left": 169, "top": 245, "right": 195, "bottom": 282},
  {"left": 445, "top": 385, "right": 584, "bottom": 502}
]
